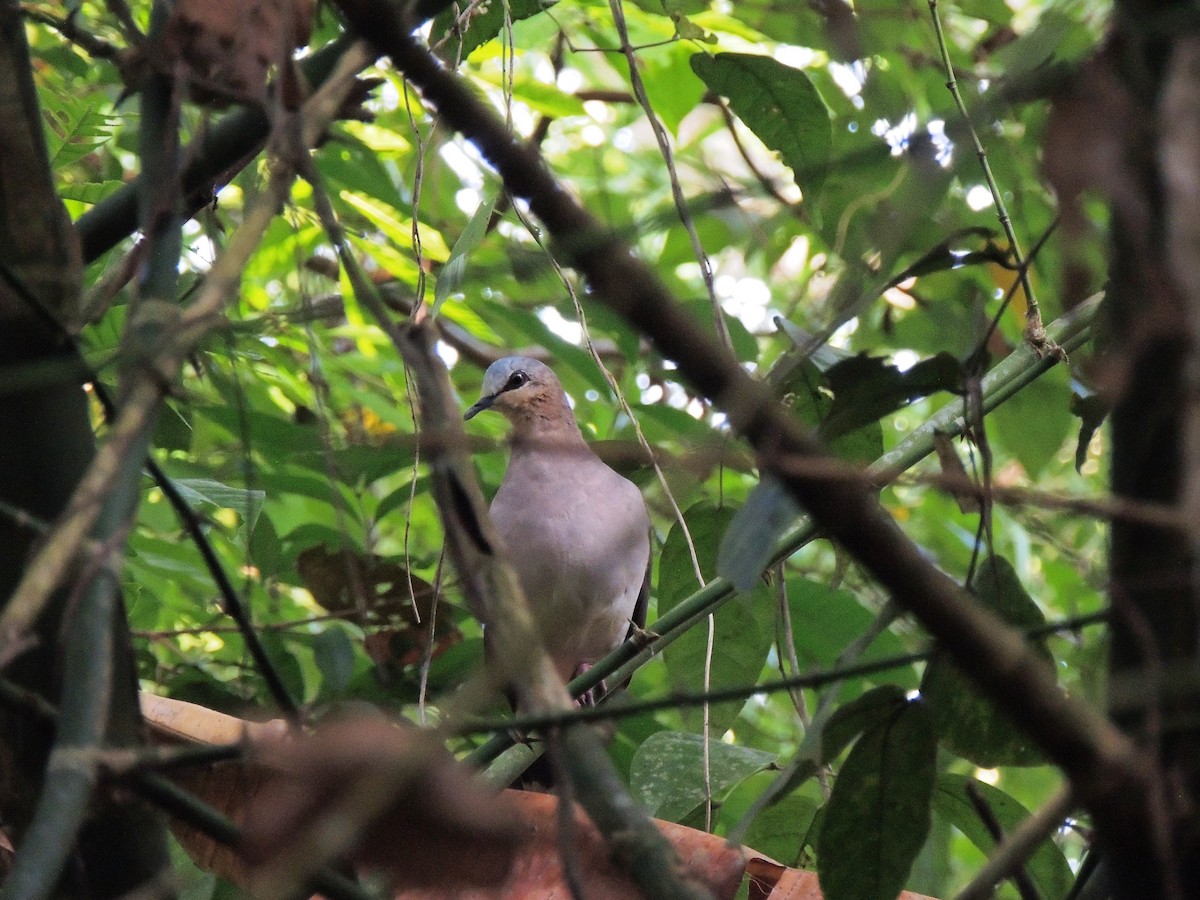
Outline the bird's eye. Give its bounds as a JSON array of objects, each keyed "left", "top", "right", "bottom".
[{"left": 506, "top": 371, "right": 528, "bottom": 390}]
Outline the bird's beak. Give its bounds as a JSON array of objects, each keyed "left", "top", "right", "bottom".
[{"left": 464, "top": 394, "right": 495, "bottom": 420}]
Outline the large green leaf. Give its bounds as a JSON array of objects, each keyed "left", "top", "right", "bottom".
[
  {"left": 435, "top": 196, "right": 496, "bottom": 314},
  {"left": 786, "top": 578, "right": 916, "bottom": 688},
  {"left": 659, "top": 503, "right": 773, "bottom": 734},
  {"left": 933, "top": 774, "right": 1073, "bottom": 900},
  {"left": 432, "top": 0, "right": 555, "bottom": 59},
  {"left": 630, "top": 731, "right": 776, "bottom": 822},
  {"left": 816, "top": 700, "right": 937, "bottom": 900},
  {"left": 821, "top": 684, "right": 909, "bottom": 763},
  {"left": 169, "top": 478, "right": 265, "bottom": 531},
  {"left": 691, "top": 52, "right": 831, "bottom": 196},
  {"left": 820, "top": 351, "right": 964, "bottom": 439},
  {"left": 741, "top": 791, "right": 820, "bottom": 867},
  {"left": 921, "top": 556, "right": 1051, "bottom": 766},
  {"left": 989, "top": 365, "right": 1073, "bottom": 477}
]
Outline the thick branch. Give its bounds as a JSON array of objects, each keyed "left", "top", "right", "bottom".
[
  {"left": 394, "top": 323, "right": 714, "bottom": 900},
  {"left": 331, "top": 0, "right": 1152, "bottom": 846}
]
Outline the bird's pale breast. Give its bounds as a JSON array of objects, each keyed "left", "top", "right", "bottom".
[{"left": 491, "top": 445, "right": 649, "bottom": 678}]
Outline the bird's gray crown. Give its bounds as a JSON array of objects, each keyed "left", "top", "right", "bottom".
[
  {"left": 465, "top": 356, "right": 567, "bottom": 421},
  {"left": 480, "top": 356, "right": 553, "bottom": 397}
]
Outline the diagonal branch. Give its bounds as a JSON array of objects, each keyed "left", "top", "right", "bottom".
[
  {"left": 329, "top": 0, "right": 1154, "bottom": 854},
  {"left": 302, "top": 160, "right": 714, "bottom": 898}
]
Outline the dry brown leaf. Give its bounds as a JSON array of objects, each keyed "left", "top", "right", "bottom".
[
  {"left": 140, "top": 692, "right": 287, "bottom": 746},
  {"left": 297, "top": 546, "right": 463, "bottom": 672},
  {"left": 932, "top": 432, "right": 981, "bottom": 515},
  {"left": 243, "top": 717, "right": 526, "bottom": 896},
  {"left": 163, "top": 0, "right": 315, "bottom": 105},
  {"left": 297, "top": 545, "right": 438, "bottom": 620},
  {"left": 743, "top": 857, "right": 940, "bottom": 899},
  {"left": 139, "top": 697, "right": 929, "bottom": 900},
  {"left": 391, "top": 790, "right": 745, "bottom": 900},
  {"left": 139, "top": 693, "right": 287, "bottom": 883},
  {"left": 137, "top": 698, "right": 526, "bottom": 896}
]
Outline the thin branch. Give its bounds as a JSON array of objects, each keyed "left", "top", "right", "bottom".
[
  {"left": 963, "top": 779, "right": 1043, "bottom": 900},
  {"left": 20, "top": 7, "right": 121, "bottom": 60},
  {"left": 607, "top": 0, "right": 731, "bottom": 355},
  {"left": 147, "top": 454, "right": 301, "bottom": 718},
  {"left": 928, "top": 0, "right": 1057, "bottom": 356},
  {"left": 957, "top": 785, "right": 1076, "bottom": 900},
  {"left": 129, "top": 773, "right": 373, "bottom": 900},
  {"left": 102, "top": 0, "right": 144, "bottom": 46},
  {"left": 460, "top": 610, "right": 1108, "bottom": 735},
  {"left": 774, "top": 566, "right": 813, "bottom": 726}
]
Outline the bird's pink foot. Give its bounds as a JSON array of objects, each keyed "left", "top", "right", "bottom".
[{"left": 573, "top": 662, "right": 607, "bottom": 707}]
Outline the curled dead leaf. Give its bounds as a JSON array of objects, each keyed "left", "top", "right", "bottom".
[{"left": 243, "top": 717, "right": 526, "bottom": 896}]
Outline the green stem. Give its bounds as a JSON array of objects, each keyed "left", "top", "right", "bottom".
[
  {"left": 928, "top": 0, "right": 1047, "bottom": 347},
  {"left": 470, "top": 292, "right": 1100, "bottom": 773}
]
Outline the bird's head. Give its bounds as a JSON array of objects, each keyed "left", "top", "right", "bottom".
[{"left": 464, "top": 356, "right": 568, "bottom": 423}]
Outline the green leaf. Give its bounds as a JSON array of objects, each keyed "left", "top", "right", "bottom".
[
  {"left": 42, "top": 94, "right": 117, "bottom": 170},
  {"left": 171, "top": 479, "right": 265, "bottom": 531},
  {"left": 820, "top": 352, "right": 964, "bottom": 439},
  {"left": 659, "top": 503, "right": 773, "bottom": 734},
  {"left": 984, "top": 9, "right": 1076, "bottom": 77},
  {"left": 933, "top": 774, "right": 1073, "bottom": 900},
  {"left": 59, "top": 179, "right": 127, "bottom": 208},
  {"left": 313, "top": 626, "right": 357, "bottom": 697},
  {"left": 315, "top": 130, "right": 407, "bottom": 212},
  {"left": 434, "top": 196, "right": 496, "bottom": 313},
  {"left": 432, "top": 0, "right": 555, "bottom": 59},
  {"left": 988, "top": 362, "right": 1072, "bottom": 477},
  {"left": 690, "top": 52, "right": 831, "bottom": 196},
  {"left": 195, "top": 406, "right": 325, "bottom": 454},
  {"left": 633, "top": 41, "right": 708, "bottom": 134},
  {"left": 821, "top": 684, "right": 908, "bottom": 763},
  {"left": 257, "top": 632, "right": 308, "bottom": 706},
  {"left": 921, "top": 556, "right": 1050, "bottom": 766},
  {"left": 340, "top": 191, "right": 450, "bottom": 262},
  {"left": 717, "top": 477, "right": 799, "bottom": 590},
  {"left": 782, "top": 359, "right": 884, "bottom": 464},
  {"left": 816, "top": 700, "right": 937, "bottom": 900},
  {"left": 249, "top": 514, "right": 283, "bottom": 579},
  {"left": 630, "top": 731, "right": 776, "bottom": 821},
  {"left": 742, "top": 791, "right": 819, "bottom": 867},
  {"left": 503, "top": 76, "right": 587, "bottom": 119},
  {"left": 787, "top": 578, "right": 915, "bottom": 686}
]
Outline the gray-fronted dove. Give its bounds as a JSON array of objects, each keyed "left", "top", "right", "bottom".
[{"left": 465, "top": 357, "right": 650, "bottom": 700}]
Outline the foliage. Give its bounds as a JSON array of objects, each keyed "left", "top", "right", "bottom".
[{"left": 6, "top": 0, "right": 1126, "bottom": 896}]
